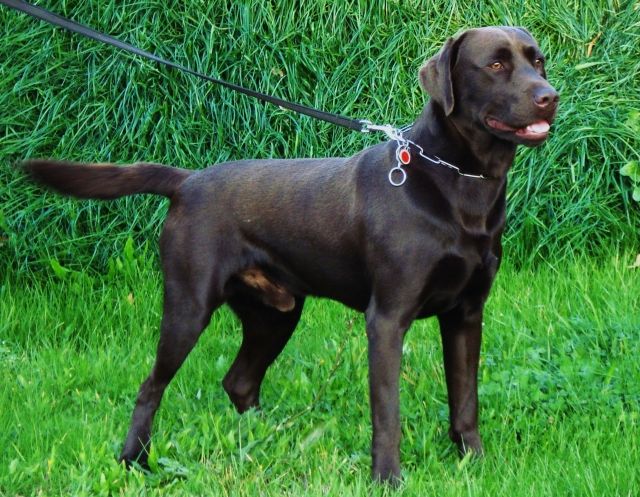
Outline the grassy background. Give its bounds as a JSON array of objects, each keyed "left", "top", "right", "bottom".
[
  {"left": 1, "top": 0, "right": 639, "bottom": 277},
  {"left": 1, "top": 0, "right": 639, "bottom": 496}
]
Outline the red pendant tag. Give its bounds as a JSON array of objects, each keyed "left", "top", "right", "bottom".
[{"left": 398, "top": 147, "right": 411, "bottom": 165}]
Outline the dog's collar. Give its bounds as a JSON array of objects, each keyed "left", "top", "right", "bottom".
[{"left": 361, "top": 122, "right": 499, "bottom": 186}]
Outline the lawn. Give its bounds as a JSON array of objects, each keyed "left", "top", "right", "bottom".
[
  {"left": 1, "top": 258, "right": 639, "bottom": 496},
  {"left": 1, "top": 0, "right": 639, "bottom": 496}
]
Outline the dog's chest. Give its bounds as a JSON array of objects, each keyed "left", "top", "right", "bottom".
[{"left": 417, "top": 236, "right": 499, "bottom": 317}]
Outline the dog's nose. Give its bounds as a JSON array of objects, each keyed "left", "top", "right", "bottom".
[{"left": 533, "top": 87, "right": 559, "bottom": 109}]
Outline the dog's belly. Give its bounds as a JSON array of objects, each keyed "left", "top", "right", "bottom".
[
  {"left": 241, "top": 248, "right": 499, "bottom": 318},
  {"left": 242, "top": 246, "right": 372, "bottom": 312}
]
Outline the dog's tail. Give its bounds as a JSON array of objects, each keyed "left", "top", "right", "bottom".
[{"left": 22, "top": 159, "right": 192, "bottom": 199}]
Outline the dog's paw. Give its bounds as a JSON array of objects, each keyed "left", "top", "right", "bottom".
[
  {"left": 451, "top": 429, "right": 484, "bottom": 458},
  {"left": 372, "top": 459, "right": 402, "bottom": 486}
]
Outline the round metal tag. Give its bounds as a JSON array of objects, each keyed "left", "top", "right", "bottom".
[{"left": 388, "top": 166, "right": 407, "bottom": 187}]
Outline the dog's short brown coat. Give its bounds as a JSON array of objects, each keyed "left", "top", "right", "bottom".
[{"left": 25, "top": 26, "right": 558, "bottom": 482}]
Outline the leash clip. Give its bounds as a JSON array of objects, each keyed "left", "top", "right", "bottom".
[
  {"left": 361, "top": 121, "right": 409, "bottom": 187},
  {"left": 360, "top": 121, "right": 405, "bottom": 142}
]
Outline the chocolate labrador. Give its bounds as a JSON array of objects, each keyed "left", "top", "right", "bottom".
[{"left": 24, "top": 26, "right": 558, "bottom": 482}]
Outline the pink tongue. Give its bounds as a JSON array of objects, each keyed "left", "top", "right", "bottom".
[{"left": 523, "top": 120, "right": 550, "bottom": 134}]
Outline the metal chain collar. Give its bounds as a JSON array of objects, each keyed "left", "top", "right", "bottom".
[{"left": 361, "top": 121, "right": 495, "bottom": 186}]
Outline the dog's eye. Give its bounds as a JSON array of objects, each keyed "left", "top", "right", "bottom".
[
  {"left": 534, "top": 58, "right": 544, "bottom": 67},
  {"left": 489, "top": 61, "right": 504, "bottom": 71}
]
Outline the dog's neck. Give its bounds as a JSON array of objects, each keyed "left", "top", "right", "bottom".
[
  {"left": 407, "top": 101, "right": 517, "bottom": 180},
  {"left": 405, "top": 101, "right": 511, "bottom": 231}
]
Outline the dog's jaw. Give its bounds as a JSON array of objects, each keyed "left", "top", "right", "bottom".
[{"left": 484, "top": 117, "right": 552, "bottom": 146}]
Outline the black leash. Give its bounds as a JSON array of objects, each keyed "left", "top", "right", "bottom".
[
  {"left": 0, "top": 0, "right": 367, "bottom": 132},
  {"left": 2, "top": 0, "right": 494, "bottom": 184}
]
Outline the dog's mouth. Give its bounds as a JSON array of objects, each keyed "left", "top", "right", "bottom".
[{"left": 485, "top": 117, "right": 551, "bottom": 142}]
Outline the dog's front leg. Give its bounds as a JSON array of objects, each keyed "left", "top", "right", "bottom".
[
  {"left": 437, "top": 306, "right": 484, "bottom": 456},
  {"left": 365, "top": 302, "right": 411, "bottom": 484}
]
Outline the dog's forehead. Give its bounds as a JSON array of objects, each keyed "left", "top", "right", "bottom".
[{"left": 458, "top": 27, "right": 541, "bottom": 59}]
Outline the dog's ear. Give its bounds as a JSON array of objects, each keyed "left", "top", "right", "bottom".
[{"left": 419, "top": 32, "right": 467, "bottom": 116}]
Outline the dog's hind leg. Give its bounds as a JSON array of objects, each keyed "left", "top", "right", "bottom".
[
  {"left": 119, "top": 217, "right": 225, "bottom": 468},
  {"left": 223, "top": 295, "right": 304, "bottom": 413}
]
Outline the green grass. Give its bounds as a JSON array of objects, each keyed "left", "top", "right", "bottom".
[
  {"left": 1, "top": 0, "right": 639, "bottom": 277},
  {"left": 1, "top": 256, "right": 639, "bottom": 496}
]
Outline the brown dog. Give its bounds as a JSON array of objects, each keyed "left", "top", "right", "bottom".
[{"left": 24, "top": 26, "right": 557, "bottom": 483}]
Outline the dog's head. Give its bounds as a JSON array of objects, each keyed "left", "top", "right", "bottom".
[{"left": 420, "top": 26, "right": 558, "bottom": 147}]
